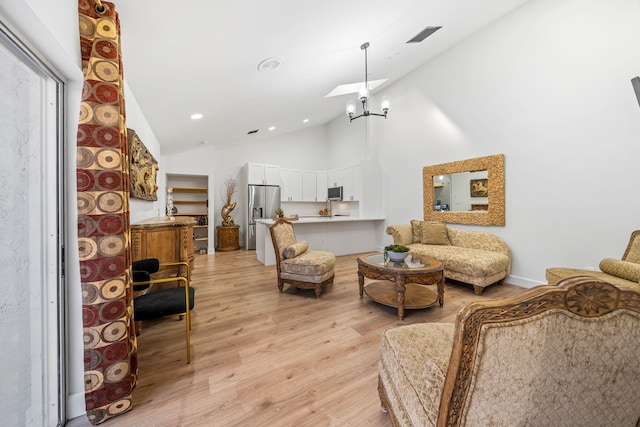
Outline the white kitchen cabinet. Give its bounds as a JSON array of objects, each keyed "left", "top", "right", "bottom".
[
  {"left": 316, "top": 170, "right": 327, "bottom": 201},
  {"left": 327, "top": 168, "right": 344, "bottom": 188},
  {"left": 327, "top": 164, "right": 361, "bottom": 201},
  {"left": 343, "top": 163, "right": 362, "bottom": 201},
  {"left": 302, "top": 170, "right": 317, "bottom": 201},
  {"left": 280, "top": 168, "right": 302, "bottom": 201},
  {"left": 341, "top": 166, "right": 353, "bottom": 200},
  {"left": 247, "top": 162, "right": 280, "bottom": 185},
  {"left": 264, "top": 164, "right": 280, "bottom": 185}
]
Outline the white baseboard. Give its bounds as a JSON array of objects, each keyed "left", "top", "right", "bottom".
[
  {"left": 506, "top": 274, "right": 546, "bottom": 289},
  {"left": 67, "top": 392, "right": 86, "bottom": 420}
]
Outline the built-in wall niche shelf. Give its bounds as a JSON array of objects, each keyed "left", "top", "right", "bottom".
[
  {"left": 172, "top": 187, "right": 208, "bottom": 194},
  {"left": 167, "top": 175, "right": 209, "bottom": 253}
]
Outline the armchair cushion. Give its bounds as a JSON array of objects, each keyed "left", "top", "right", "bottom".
[
  {"left": 134, "top": 286, "right": 195, "bottom": 321},
  {"left": 272, "top": 222, "right": 297, "bottom": 260},
  {"left": 283, "top": 241, "right": 309, "bottom": 259},
  {"left": 599, "top": 258, "right": 640, "bottom": 283},
  {"left": 281, "top": 250, "right": 335, "bottom": 276},
  {"left": 379, "top": 323, "right": 454, "bottom": 427}
]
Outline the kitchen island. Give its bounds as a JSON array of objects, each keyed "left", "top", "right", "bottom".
[{"left": 255, "top": 216, "right": 385, "bottom": 266}]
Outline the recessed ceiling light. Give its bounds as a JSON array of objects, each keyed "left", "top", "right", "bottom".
[
  {"left": 303, "top": 119, "right": 309, "bottom": 123},
  {"left": 268, "top": 126, "right": 276, "bottom": 131},
  {"left": 257, "top": 57, "right": 283, "bottom": 72},
  {"left": 191, "top": 113, "right": 203, "bottom": 120}
]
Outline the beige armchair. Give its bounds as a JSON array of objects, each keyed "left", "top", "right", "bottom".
[
  {"left": 378, "top": 276, "right": 640, "bottom": 426},
  {"left": 269, "top": 218, "right": 335, "bottom": 298}
]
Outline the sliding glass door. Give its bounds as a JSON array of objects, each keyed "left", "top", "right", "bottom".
[{"left": 0, "top": 23, "right": 66, "bottom": 426}]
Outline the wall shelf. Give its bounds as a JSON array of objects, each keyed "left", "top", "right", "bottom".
[{"left": 167, "top": 174, "right": 209, "bottom": 253}]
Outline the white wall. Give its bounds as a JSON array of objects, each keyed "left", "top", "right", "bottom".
[
  {"left": 125, "top": 82, "right": 164, "bottom": 223},
  {"left": 162, "top": 125, "right": 330, "bottom": 249},
  {"left": 366, "top": 0, "right": 640, "bottom": 285}
]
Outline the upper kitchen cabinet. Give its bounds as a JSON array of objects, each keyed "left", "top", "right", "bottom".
[
  {"left": 247, "top": 162, "right": 280, "bottom": 185},
  {"left": 316, "top": 171, "right": 327, "bottom": 202},
  {"left": 302, "top": 170, "right": 317, "bottom": 201},
  {"left": 327, "top": 168, "right": 344, "bottom": 188},
  {"left": 344, "top": 163, "right": 362, "bottom": 201},
  {"left": 280, "top": 168, "right": 303, "bottom": 202},
  {"left": 327, "top": 164, "right": 361, "bottom": 201}
]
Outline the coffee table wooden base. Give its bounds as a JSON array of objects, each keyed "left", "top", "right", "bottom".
[
  {"left": 357, "top": 253, "right": 444, "bottom": 320},
  {"left": 364, "top": 281, "right": 440, "bottom": 311}
]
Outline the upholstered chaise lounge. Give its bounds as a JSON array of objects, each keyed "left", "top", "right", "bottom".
[
  {"left": 386, "top": 220, "right": 510, "bottom": 294},
  {"left": 546, "top": 230, "right": 640, "bottom": 292},
  {"left": 378, "top": 276, "right": 640, "bottom": 426}
]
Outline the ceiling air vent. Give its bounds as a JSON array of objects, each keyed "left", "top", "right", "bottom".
[
  {"left": 247, "top": 129, "right": 259, "bottom": 135},
  {"left": 407, "top": 26, "right": 442, "bottom": 43}
]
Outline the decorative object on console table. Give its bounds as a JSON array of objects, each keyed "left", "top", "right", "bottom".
[
  {"left": 216, "top": 225, "right": 240, "bottom": 252},
  {"left": 166, "top": 187, "right": 174, "bottom": 218}
]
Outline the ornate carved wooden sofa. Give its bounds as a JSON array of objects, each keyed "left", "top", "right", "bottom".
[
  {"left": 386, "top": 221, "right": 510, "bottom": 294},
  {"left": 546, "top": 230, "right": 640, "bottom": 292},
  {"left": 378, "top": 276, "right": 640, "bottom": 426}
]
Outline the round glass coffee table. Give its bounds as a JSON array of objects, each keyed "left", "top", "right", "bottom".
[{"left": 357, "top": 253, "right": 444, "bottom": 320}]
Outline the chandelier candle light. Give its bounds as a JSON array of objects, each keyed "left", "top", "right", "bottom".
[{"left": 346, "top": 42, "right": 390, "bottom": 122}]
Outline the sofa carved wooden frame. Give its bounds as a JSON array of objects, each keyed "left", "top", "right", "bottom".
[{"left": 379, "top": 276, "right": 640, "bottom": 427}]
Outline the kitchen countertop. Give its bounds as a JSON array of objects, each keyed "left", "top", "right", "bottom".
[{"left": 255, "top": 216, "right": 385, "bottom": 225}]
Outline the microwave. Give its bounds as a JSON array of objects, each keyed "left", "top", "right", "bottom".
[{"left": 327, "top": 186, "right": 343, "bottom": 201}]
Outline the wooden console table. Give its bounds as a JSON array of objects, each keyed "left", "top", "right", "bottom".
[{"left": 131, "top": 217, "right": 196, "bottom": 273}]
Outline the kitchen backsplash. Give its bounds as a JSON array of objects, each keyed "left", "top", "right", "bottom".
[{"left": 281, "top": 201, "right": 359, "bottom": 217}]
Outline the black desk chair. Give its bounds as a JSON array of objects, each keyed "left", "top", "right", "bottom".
[{"left": 132, "top": 258, "right": 195, "bottom": 363}]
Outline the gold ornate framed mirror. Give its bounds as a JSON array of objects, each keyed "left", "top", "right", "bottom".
[{"left": 423, "top": 154, "right": 505, "bottom": 226}]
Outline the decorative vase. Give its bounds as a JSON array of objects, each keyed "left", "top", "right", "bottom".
[
  {"left": 166, "top": 187, "right": 174, "bottom": 218},
  {"left": 387, "top": 251, "right": 409, "bottom": 263}
]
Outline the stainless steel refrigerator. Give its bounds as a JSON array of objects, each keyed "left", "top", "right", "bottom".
[{"left": 247, "top": 184, "right": 281, "bottom": 250}]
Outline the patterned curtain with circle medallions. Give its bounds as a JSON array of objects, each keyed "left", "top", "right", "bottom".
[{"left": 77, "top": 1, "right": 137, "bottom": 424}]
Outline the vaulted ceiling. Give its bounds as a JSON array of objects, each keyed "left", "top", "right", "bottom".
[{"left": 116, "top": 1, "right": 530, "bottom": 155}]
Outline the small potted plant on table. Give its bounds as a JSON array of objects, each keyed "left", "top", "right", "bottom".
[
  {"left": 275, "top": 208, "right": 284, "bottom": 218},
  {"left": 384, "top": 244, "right": 410, "bottom": 263}
]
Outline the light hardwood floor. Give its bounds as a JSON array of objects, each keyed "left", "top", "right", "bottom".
[{"left": 71, "top": 251, "right": 526, "bottom": 427}]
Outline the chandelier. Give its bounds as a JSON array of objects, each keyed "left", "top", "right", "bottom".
[{"left": 346, "top": 42, "right": 390, "bottom": 122}]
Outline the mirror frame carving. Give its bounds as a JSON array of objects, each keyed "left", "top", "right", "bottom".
[{"left": 423, "top": 154, "right": 505, "bottom": 226}]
